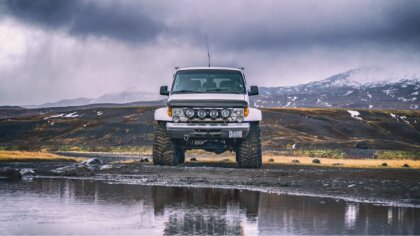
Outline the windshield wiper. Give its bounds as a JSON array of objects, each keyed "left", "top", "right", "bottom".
[
  {"left": 172, "top": 90, "right": 205, "bottom": 94},
  {"left": 205, "top": 88, "right": 243, "bottom": 94}
]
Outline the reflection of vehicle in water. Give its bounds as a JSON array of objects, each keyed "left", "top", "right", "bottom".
[
  {"left": 154, "top": 67, "right": 262, "bottom": 168},
  {"left": 152, "top": 186, "right": 259, "bottom": 235}
]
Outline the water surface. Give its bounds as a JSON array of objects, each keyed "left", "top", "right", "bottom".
[{"left": 0, "top": 178, "right": 419, "bottom": 235}]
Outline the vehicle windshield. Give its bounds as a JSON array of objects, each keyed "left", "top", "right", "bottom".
[{"left": 172, "top": 70, "right": 246, "bottom": 94}]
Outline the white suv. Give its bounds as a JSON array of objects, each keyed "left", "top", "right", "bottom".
[{"left": 153, "top": 67, "right": 262, "bottom": 168}]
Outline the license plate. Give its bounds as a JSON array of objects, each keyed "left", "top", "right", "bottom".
[{"left": 229, "top": 131, "right": 242, "bottom": 138}]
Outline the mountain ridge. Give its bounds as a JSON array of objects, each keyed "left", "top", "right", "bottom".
[
  {"left": 256, "top": 68, "right": 419, "bottom": 109},
  {"left": 19, "top": 67, "right": 420, "bottom": 110}
]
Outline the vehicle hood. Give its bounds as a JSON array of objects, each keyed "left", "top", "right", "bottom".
[{"left": 167, "top": 94, "right": 248, "bottom": 107}]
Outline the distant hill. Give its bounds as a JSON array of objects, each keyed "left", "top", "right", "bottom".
[
  {"left": 0, "top": 105, "right": 418, "bottom": 153},
  {"left": 91, "top": 91, "right": 161, "bottom": 104},
  {"left": 24, "top": 91, "right": 162, "bottom": 109},
  {"left": 24, "top": 97, "right": 95, "bottom": 109},
  {"left": 256, "top": 67, "right": 419, "bottom": 109}
]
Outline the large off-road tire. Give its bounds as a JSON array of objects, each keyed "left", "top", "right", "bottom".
[
  {"left": 153, "top": 122, "right": 178, "bottom": 166},
  {"left": 236, "top": 123, "right": 262, "bottom": 168}
]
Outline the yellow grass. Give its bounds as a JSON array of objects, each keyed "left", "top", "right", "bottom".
[
  {"left": 0, "top": 151, "right": 81, "bottom": 162},
  {"left": 184, "top": 153, "right": 420, "bottom": 169},
  {"left": 262, "top": 155, "right": 420, "bottom": 169}
]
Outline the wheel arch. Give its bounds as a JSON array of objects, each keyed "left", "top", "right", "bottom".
[
  {"left": 244, "top": 108, "right": 262, "bottom": 122},
  {"left": 154, "top": 107, "right": 172, "bottom": 121}
]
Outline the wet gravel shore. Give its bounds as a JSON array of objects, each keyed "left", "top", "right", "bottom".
[{"left": 2, "top": 152, "right": 420, "bottom": 207}]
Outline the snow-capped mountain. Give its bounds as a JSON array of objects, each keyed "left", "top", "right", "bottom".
[{"left": 256, "top": 67, "right": 420, "bottom": 109}]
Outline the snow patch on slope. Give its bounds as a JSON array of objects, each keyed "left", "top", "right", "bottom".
[
  {"left": 44, "top": 112, "right": 80, "bottom": 119},
  {"left": 347, "top": 110, "right": 363, "bottom": 120}
]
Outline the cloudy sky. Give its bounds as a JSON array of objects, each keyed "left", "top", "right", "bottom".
[{"left": 1, "top": 0, "right": 420, "bottom": 105}]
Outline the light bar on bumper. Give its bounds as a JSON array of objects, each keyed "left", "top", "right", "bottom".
[{"left": 169, "top": 107, "right": 245, "bottom": 122}]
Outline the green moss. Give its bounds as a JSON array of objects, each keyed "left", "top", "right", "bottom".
[
  {"left": 293, "top": 149, "right": 347, "bottom": 159},
  {"left": 375, "top": 150, "right": 420, "bottom": 160},
  {"left": 0, "top": 145, "right": 20, "bottom": 151}
]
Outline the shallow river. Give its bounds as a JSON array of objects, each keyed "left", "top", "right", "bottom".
[{"left": 0, "top": 178, "right": 419, "bottom": 235}]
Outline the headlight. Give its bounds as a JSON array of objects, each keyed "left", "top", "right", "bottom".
[
  {"left": 232, "top": 108, "right": 244, "bottom": 116},
  {"left": 185, "top": 108, "right": 195, "bottom": 118},
  {"left": 232, "top": 108, "right": 244, "bottom": 122},
  {"left": 173, "top": 116, "right": 180, "bottom": 123},
  {"left": 221, "top": 109, "right": 230, "bottom": 118},
  {"left": 172, "top": 108, "right": 184, "bottom": 116},
  {"left": 209, "top": 109, "right": 218, "bottom": 118},
  {"left": 197, "top": 109, "right": 207, "bottom": 118}
]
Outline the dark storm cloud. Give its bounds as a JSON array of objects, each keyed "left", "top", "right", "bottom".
[
  {"left": 2, "top": 0, "right": 420, "bottom": 50},
  {"left": 1, "top": 0, "right": 163, "bottom": 42},
  {"left": 177, "top": 1, "right": 420, "bottom": 51}
]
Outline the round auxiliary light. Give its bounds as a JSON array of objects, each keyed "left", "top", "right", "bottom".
[
  {"left": 173, "top": 116, "right": 180, "bottom": 123},
  {"left": 221, "top": 109, "right": 230, "bottom": 118},
  {"left": 185, "top": 108, "right": 195, "bottom": 118},
  {"left": 197, "top": 109, "right": 207, "bottom": 118},
  {"left": 236, "top": 115, "right": 244, "bottom": 123},
  {"left": 209, "top": 109, "right": 219, "bottom": 118}
]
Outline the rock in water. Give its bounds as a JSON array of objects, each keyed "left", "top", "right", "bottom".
[
  {"left": 0, "top": 167, "right": 22, "bottom": 180},
  {"left": 140, "top": 157, "right": 149, "bottom": 162},
  {"left": 190, "top": 158, "right": 197, "bottom": 162},
  {"left": 312, "top": 159, "right": 321, "bottom": 164},
  {"left": 52, "top": 165, "right": 93, "bottom": 176},
  {"left": 80, "top": 158, "right": 102, "bottom": 171},
  {"left": 20, "top": 168, "right": 35, "bottom": 175},
  {"left": 381, "top": 163, "right": 388, "bottom": 167},
  {"left": 82, "top": 158, "right": 102, "bottom": 166},
  {"left": 50, "top": 158, "right": 104, "bottom": 175},
  {"left": 402, "top": 164, "right": 410, "bottom": 168}
]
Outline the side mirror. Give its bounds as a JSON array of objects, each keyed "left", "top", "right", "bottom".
[
  {"left": 160, "top": 86, "right": 169, "bottom": 96},
  {"left": 248, "top": 86, "right": 259, "bottom": 96}
]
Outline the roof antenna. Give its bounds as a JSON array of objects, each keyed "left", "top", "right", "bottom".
[{"left": 205, "top": 34, "right": 211, "bottom": 67}]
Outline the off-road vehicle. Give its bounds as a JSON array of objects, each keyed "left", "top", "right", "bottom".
[{"left": 153, "top": 67, "right": 262, "bottom": 168}]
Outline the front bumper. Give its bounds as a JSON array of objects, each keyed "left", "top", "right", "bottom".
[{"left": 166, "top": 122, "right": 250, "bottom": 139}]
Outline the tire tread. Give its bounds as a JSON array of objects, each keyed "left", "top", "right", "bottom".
[
  {"left": 237, "top": 123, "right": 262, "bottom": 168},
  {"left": 153, "top": 122, "right": 177, "bottom": 166}
]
